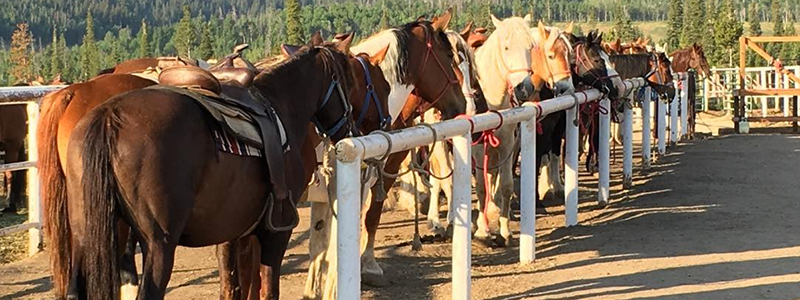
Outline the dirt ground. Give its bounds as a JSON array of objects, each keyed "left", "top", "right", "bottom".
[{"left": 3, "top": 112, "right": 800, "bottom": 299}]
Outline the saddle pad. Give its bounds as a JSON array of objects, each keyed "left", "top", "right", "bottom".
[{"left": 213, "top": 127, "right": 262, "bottom": 157}]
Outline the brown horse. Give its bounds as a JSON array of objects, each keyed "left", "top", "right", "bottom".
[
  {"left": 220, "top": 38, "right": 394, "bottom": 300},
  {"left": 38, "top": 73, "right": 158, "bottom": 299},
  {"left": 0, "top": 102, "right": 26, "bottom": 214},
  {"left": 64, "top": 40, "right": 359, "bottom": 300},
  {"left": 670, "top": 43, "right": 710, "bottom": 138}
]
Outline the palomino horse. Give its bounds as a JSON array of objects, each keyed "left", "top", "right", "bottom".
[
  {"left": 471, "top": 15, "right": 568, "bottom": 246},
  {"left": 670, "top": 43, "right": 710, "bottom": 138},
  {"left": 37, "top": 74, "right": 158, "bottom": 300},
  {"left": 64, "top": 41, "right": 358, "bottom": 299}
]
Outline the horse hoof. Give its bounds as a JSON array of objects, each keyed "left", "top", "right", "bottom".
[
  {"left": 474, "top": 235, "right": 496, "bottom": 248},
  {"left": 361, "top": 273, "right": 389, "bottom": 287}
]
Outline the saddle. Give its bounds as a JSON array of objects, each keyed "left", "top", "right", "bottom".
[{"left": 154, "top": 47, "right": 299, "bottom": 232}]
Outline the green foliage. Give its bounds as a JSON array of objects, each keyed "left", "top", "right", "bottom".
[
  {"left": 10, "top": 23, "right": 32, "bottom": 83},
  {"left": 198, "top": 22, "right": 213, "bottom": 60},
  {"left": 173, "top": 5, "right": 197, "bottom": 57},
  {"left": 286, "top": 0, "right": 303, "bottom": 45},
  {"left": 681, "top": 0, "right": 704, "bottom": 48},
  {"left": 79, "top": 12, "right": 100, "bottom": 80},
  {"left": 713, "top": 0, "right": 743, "bottom": 67},
  {"left": 608, "top": 6, "right": 642, "bottom": 42},
  {"left": 138, "top": 19, "right": 151, "bottom": 58},
  {"left": 666, "top": 0, "right": 683, "bottom": 50}
]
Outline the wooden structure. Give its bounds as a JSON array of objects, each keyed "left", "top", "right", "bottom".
[{"left": 735, "top": 36, "right": 800, "bottom": 133}]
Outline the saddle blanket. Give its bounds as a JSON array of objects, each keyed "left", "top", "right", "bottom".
[{"left": 213, "top": 127, "right": 262, "bottom": 157}]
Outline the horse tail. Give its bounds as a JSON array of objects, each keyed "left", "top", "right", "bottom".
[
  {"left": 78, "top": 105, "right": 122, "bottom": 300},
  {"left": 37, "top": 88, "right": 73, "bottom": 298}
]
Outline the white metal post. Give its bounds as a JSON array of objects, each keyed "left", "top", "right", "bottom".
[
  {"left": 451, "top": 132, "right": 472, "bottom": 299},
  {"left": 657, "top": 95, "right": 667, "bottom": 158},
  {"left": 703, "top": 74, "right": 710, "bottom": 112},
  {"left": 564, "top": 104, "right": 579, "bottom": 227},
  {"left": 519, "top": 116, "right": 536, "bottom": 263},
  {"left": 26, "top": 102, "right": 41, "bottom": 256},
  {"left": 680, "top": 74, "right": 689, "bottom": 140},
  {"left": 622, "top": 98, "right": 633, "bottom": 189},
  {"left": 784, "top": 72, "right": 790, "bottom": 117},
  {"left": 670, "top": 80, "right": 679, "bottom": 147},
  {"left": 642, "top": 87, "right": 652, "bottom": 169},
  {"left": 336, "top": 149, "right": 363, "bottom": 300},
  {"left": 598, "top": 97, "right": 610, "bottom": 205}
]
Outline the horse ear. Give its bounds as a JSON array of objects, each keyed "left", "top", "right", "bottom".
[
  {"left": 432, "top": 8, "right": 452, "bottom": 31},
  {"left": 565, "top": 32, "right": 579, "bottom": 44},
  {"left": 491, "top": 14, "right": 502, "bottom": 28},
  {"left": 417, "top": 15, "right": 428, "bottom": 22},
  {"left": 370, "top": 46, "right": 391, "bottom": 65},
  {"left": 309, "top": 31, "right": 324, "bottom": 46},
  {"left": 524, "top": 14, "right": 532, "bottom": 23},
  {"left": 564, "top": 21, "right": 574, "bottom": 34},
  {"left": 460, "top": 21, "right": 474, "bottom": 41},
  {"left": 537, "top": 20, "right": 548, "bottom": 39},
  {"left": 281, "top": 44, "right": 301, "bottom": 57},
  {"left": 594, "top": 31, "right": 604, "bottom": 44},
  {"left": 336, "top": 32, "right": 354, "bottom": 54}
]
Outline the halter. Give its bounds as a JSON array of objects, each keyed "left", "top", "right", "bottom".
[
  {"left": 311, "top": 48, "right": 353, "bottom": 138},
  {"left": 499, "top": 43, "right": 533, "bottom": 107},
  {"left": 532, "top": 40, "right": 572, "bottom": 91},
  {"left": 354, "top": 56, "right": 392, "bottom": 130},
  {"left": 573, "top": 42, "right": 619, "bottom": 93},
  {"left": 411, "top": 24, "right": 460, "bottom": 115}
]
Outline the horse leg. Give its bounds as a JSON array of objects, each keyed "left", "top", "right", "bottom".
[
  {"left": 472, "top": 145, "right": 492, "bottom": 241},
  {"left": 119, "top": 223, "right": 140, "bottom": 300},
  {"left": 216, "top": 240, "right": 241, "bottom": 300},
  {"left": 3, "top": 141, "right": 23, "bottom": 213},
  {"left": 498, "top": 161, "right": 515, "bottom": 247},
  {"left": 257, "top": 230, "right": 292, "bottom": 300},
  {"left": 66, "top": 237, "right": 85, "bottom": 300},
  {"left": 360, "top": 187, "right": 387, "bottom": 287},
  {"left": 239, "top": 237, "right": 261, "bottom": 300},
  {"left": 305, "top": 201, "right": 332, "bottom": 300},
  {"left": 426, "top": 175, "right": 446, "bottom": 237},
  {"left": 136, "top": 236, "right": 178, "bottom": 300}
]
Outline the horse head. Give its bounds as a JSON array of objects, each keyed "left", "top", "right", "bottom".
[
  {"left": 567, "top": 30, "right": 621, "bottom": 99},
  {"left": 531, "top": 21, "right": 574, "bottom": 95},
  {"left": 691, "top": 43, "right": 711, "bottom": 78},
  {"left": 475, "top": 14, "right": 535, "bottom": 108}
]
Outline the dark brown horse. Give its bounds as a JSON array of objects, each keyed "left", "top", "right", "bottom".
[
  {"left": 219, "top": 37, "right": 394, "bottom": 300},
  {"left": 670, "top": 43, "right": 710, "bottom": 138},
  {"left": 38, "top": 73, "right": 158, "bottom": 299},
  {"left": 65, "top": 40, "right": 359, "bottom": 300},
  {"left": 0, "top": 102, "right": 26, "bottom": 214}
]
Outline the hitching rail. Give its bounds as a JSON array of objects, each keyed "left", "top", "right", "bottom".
[{"left": 334, "top": 78, "right": 650, "bottom": 299}]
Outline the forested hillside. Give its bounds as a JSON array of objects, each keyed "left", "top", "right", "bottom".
[{"left": 1, "top": 0, "right": 799, "bottom": 85}]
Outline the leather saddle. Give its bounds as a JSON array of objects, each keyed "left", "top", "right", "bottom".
[{"left": 155, "top": 46, "right": 299, "bottom": 232}]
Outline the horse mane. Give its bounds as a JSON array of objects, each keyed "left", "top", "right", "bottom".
[
  {"left": 445, "top": 30, "right": 478, "bottom": 81},
  {"left": 608, "top": 53, "right": 650, "bottom": 79},
  {"left": 541, "top": 26, "right": 575, "bottom": 54},
  {"left": 352, "top": 20, "right": 451, "bottom": 86},
  {"left": 253, "top": 44, "right": 352, "bottom": 101}
]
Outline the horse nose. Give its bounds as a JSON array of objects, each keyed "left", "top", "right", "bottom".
[{"left": 555, "top": 82, "right": 574, "bottom": 95}]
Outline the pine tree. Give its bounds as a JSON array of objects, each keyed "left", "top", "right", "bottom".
[
  {"left": 681, "top": 0, "right": 704, "bottom": 47},
  {"left": 702, "top": 0, "right": 718, "bottom": 65},
  {"left": 713, "top": 0, "right": 743, "bottom": 67},
  {"left": 573, "top": 24, "right": 584, "bottom": 37},
  {"left": 770, "top": 0, "right": 784, "bottom": 56},
  {"left": 57, "top": 33, "right": 68, "bottom": 80},
  {"left": 748, "top": 3, "right": 763, "bottom": 36},
  {"left": 666, "top": 0, "right": 683, "bottom": 50},
  {"left": 79, "top": 12, "right": 100, "bottom": 80},
  {"left": 285, "top": 0, "right": 303, "bottom": 45},
  {"left": 138, "top": 19, "right": 151, "bottom": 58},
  {"left": 782, "top": 21, "right": 797, "bottom": 64},
  {"left": 10, "top": 23, "right": 33, "bottom": 83},
  {"left": 173, "top": 5, "right": 197, "bottom": 57},
  {"left": 379, "top": 2, "right": 389, "bottom": 30},
  {"left": 198, "top": 22, "right": 213, "bottom": 60},
  {"left": 49, "top": 27, "right": 60, "bottom": 78}
]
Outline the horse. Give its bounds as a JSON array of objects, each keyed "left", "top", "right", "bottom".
[
  {"left": 37, "top": 73, "right": 160, "bottom": 299},
  {"left": 0, "top": 100, "right": 26, "bottom": 214},
  {"left": 64, "top": 38, "right": 362, "bottom": 300},
  {"left": 215, "top": 35, "right": 395, "bottom": 300},
  {"left": 670, "top": 43, "right": 710, "bottom": 138},
  {"left": 579, "top": 50, "right": 674, "bottom": 174}
]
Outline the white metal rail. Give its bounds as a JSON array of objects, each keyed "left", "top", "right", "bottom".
[
  {"left": 0, "top": 85, "right": 63, "bottom": 256},
  {"left": 334, "top": 78, "right": 648, "bottom": 299}
]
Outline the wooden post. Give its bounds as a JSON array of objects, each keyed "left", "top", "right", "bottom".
[
  {"left": 26, "top": 102, "right": 41, "bottom": 256},
  {"left": 794, "top": 96, "right": 799, "bottom": 134},
  {"left": 738, "top": 36, "right": 747, "bottom": 131}
]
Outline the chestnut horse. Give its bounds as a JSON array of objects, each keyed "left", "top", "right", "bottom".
[{"left": 670, "top": 43, "right": 710, "bottom": 138}]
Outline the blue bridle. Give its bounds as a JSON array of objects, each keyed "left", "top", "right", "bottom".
[
  {"left": 354, "top": 56, "right": 392, "bottom": 130},
  {"left": 312, "top": 72, "right": 352, "bottom": 139}
]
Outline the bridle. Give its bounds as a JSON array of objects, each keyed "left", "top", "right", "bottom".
[
  {"left": 573, "top": 42, "right": 619, "bottom": 94},
  {"left": 354, "top": 55, "right": 392, "bottom": 130},
  {"left": 409, "top": 24, "right": 460, "bottom": 116},
  {"left": 311, "top": 47, "right": 354, "bottom": 139},
  {"left": 499, "top": 41, "right": 533, "bottom": 106},
  {"left": 532, "top": 36, "right": 572, "bottom": 91}
]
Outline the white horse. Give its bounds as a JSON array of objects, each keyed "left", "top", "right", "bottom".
[{"left": 472, "top": 14, "right": 535, "bottom": 245}]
